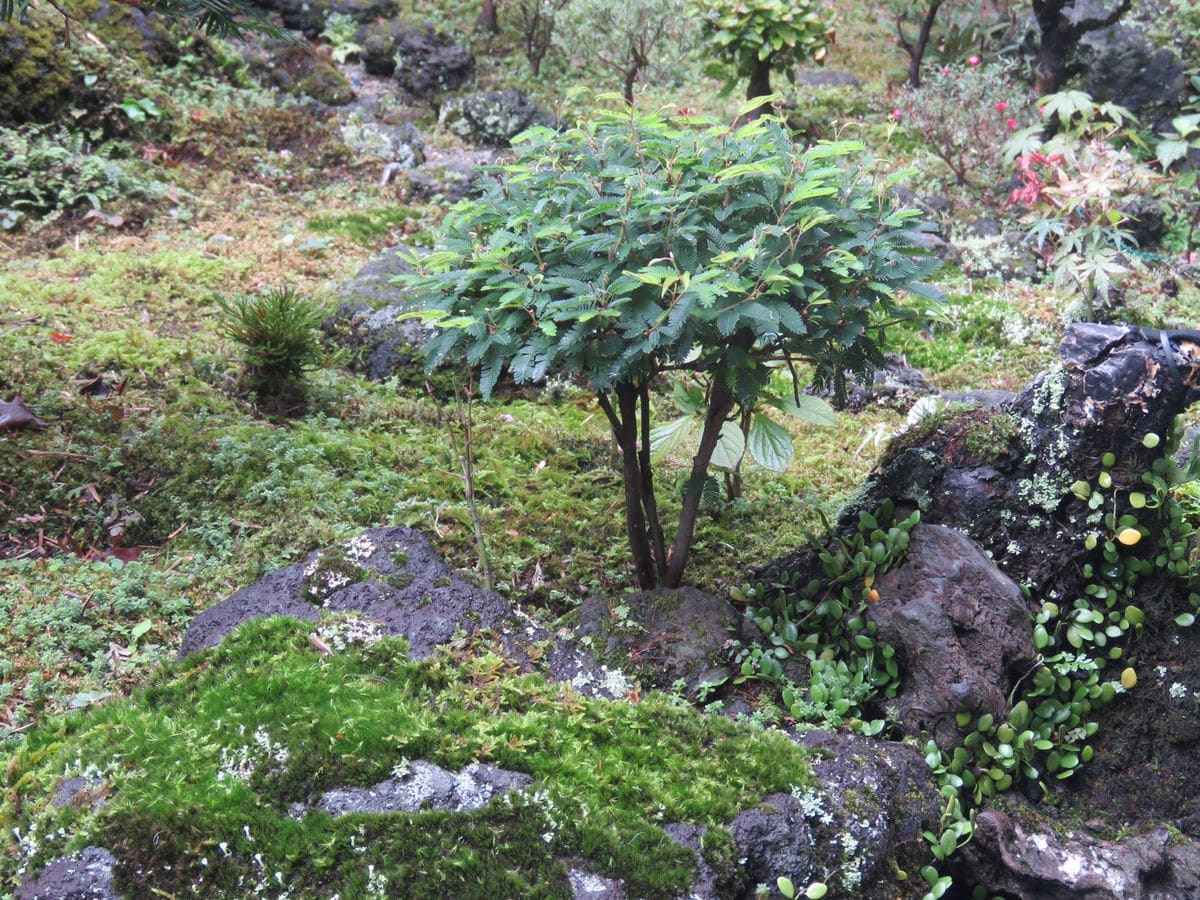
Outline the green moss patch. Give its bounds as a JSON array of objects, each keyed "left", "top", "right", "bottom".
[
  {"left": 881, "top": 405, "right": 1018, "bottom": 469},
  {"left": 2, "top": 618, "right": 813, "bottom": 897}
]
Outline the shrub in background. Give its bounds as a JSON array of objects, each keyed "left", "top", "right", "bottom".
[
  {"left": 895, "top": 60, "right": 1034, "bottom": 201},
  {"left": 555, "top": 0, "right": 695, "bottom": 104},
  {"left": 217, "top": 286, "right": 326, "bottom": 393},
  {"left": 407, "top": 107, "right": 939, "bottom": 589},
  {"left": 694, "top": 0, "right": 835, "bottom": 116}
]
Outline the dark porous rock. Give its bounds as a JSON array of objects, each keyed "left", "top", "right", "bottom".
[
  {"left": 179, "top": 526, "right": 634, "bottom": 698},
  {"left": 728, "top": 795, "right": 818, "bottom": 890},
  {"left": 52, "top": 775, "right": 106, "bottom": 811},
  {"left": 794, "top": 732, "right": 942, "bottom": 897},
  {"left": 266, "top": 0, "right": 397, "bottom": 39},
  {"left": 575, "top": 587, "right": 737, "bottom": 695},
  {"left": 356, "top": 17, "right": 407, "bottom": 77},
  {"left": 660, "top": 732, "right": 939, "bottom": 898},
  {"left": 308, "top": 760, "right": 532, "bottom": 816},
  {"left": 324, "top": 301, "right": 427, "bottom": 381},
  {"left": 16, "top": 846, "right": 118, "bottom": 900},
  {"left": 833, "top": 323, "right": 1197, "bottom": 601},
  {"left": 438, "top": 90, "right": 553, "bottom": 147},
  {"left": 406, "top": 145, "right": 504, "bottom": 203},
  {"left": 1080, "top": 21, "right": 1185, "bottom": 113},
  {"left": 870, "top": 525, "right": 1037, "bottom": 745},
  {"left": 391, "top": 25, "right": 475, "bottom": 100},
  {"left": 936, "top": 389, "right": 1016, "bottom": 409},
  {"left": 807, "top": 352, "right": 932, "bottom": 413},
  {"left": 322, "top": 245, "right": 429, "bottom": 380},
  {"left": 178, "top": 563, "right": 312, "bottom": 656},
  {"left": 958, "top": 809, "right": 1200, "bottom": 900},
  {"left": 249, "top": 41, "right": 354, "bottom": 106}
]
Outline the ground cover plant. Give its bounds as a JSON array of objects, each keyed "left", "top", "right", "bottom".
[{"left": 5, "top": 0, "right": 1200, "bottom": 896}]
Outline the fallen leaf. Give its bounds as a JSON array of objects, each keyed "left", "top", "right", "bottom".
[
  {"left": 49, "top": 332, "right": 73, "bottom": 344},
  {"left": 0, "top": 396, "right": 46, "bottom": 431}
]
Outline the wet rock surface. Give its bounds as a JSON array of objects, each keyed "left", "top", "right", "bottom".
[{"left": 871, "top": 524, "right": 1037, "bottom": 745}]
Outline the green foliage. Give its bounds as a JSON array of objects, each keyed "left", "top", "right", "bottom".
[
  {"left": 320, "top": 11, "right": 363, "bottom": 63},
  {"left": 731, "top": 500, "right": 919, "bottom": 736},
  {"left": 896, "top": 61, "right": 1034, "bottom": 198},
  {"left": 555, "top": 0, "right": 696, "bottom": 102},
  {"left": 693, "top": 0, "right": 834, "bottom": 93},
  {"left": 0, "top": 124, "right": 166, "bottom": 228},
  {"left": 408, "top": 105, "right": 937, "bottom": 586},
  {"left": 2, "top": 617, "right": 815, "bottom": 896},
  {"left": 217, "top": 286, "right": 326, "bottom": 389},
  {"left": 410, "top": 107, "right": 938, "bottom": 402},
  {"left": 1, "top": 0, "right": 288, "bottom": 40}
]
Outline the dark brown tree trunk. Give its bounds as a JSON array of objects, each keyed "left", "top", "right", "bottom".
[
  {"left": 1031, "top": 0, "right": 1133, "bottom": 96},
  {"left": 664, "top": 374, "right": 736, "bottom": 588},
  {"left": 744, "top": 59, "right": 773, "bottom": 119},
  {"left": 638, "top": 383, "right": 667, "bottom": 580},
  {"left": 600, "top": 386, "right": 658, "bottom": 589},
  {"left": 904, "top": 0, "right": 943, "bottom": 88},
  {"left": 1032, "top": 27, "right": 1071, "bottom": 94},
  {"left": 475, "top": 0, "right": 499, "bottom": 34}
]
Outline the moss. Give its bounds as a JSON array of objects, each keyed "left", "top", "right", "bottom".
[
  {"left": 881, "top": 405, "right": 1018, "bottom": 469},
  {"left": 0, "top": 16, "right": 73, "bottom": 123},
  {"left": 2, "top": 618, "right": 815, "bottom": 897},
  {"left": 307, "top": 206, "right": 432, "bottom": 246}
]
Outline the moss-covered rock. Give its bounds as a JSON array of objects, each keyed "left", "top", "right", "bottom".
[
  {"left": 250, "top": 42, "right": 354, "bottom": 106},
  {"left": 1, "top": 617, "right": 819, "bottom": 897},
  {"left": 437, "top": 90, "right": 553, "bottom": 147},
  {"left": 0, "top": 17, "right": 73, "bottom": 124}
]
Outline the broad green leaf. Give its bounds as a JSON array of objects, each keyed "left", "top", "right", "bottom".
[
  {"left": 747, "top": 413, "right": 793, "bottom": 472},
  {"left": 711, "top": 419, "right": 747, "bottom": 470},
  {"left": 771, "top": 394, "right": 837, "bottom": 426},
  {"left": 649, "top": 415, "right": 695, "bottom": 461}
]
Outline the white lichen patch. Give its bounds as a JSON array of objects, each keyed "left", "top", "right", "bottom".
[
  {"left": 216, "top": 726, "right": 289, "bottom": 788},
  {"left": 343, "top": 533, "right": 377, "bottom": 563},
  {"left": 316, "top": 615, "right": 387, "bottom": 651}
]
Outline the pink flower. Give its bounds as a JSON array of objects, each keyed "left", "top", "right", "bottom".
[
  {"left": 968, "top": 55, "right": 980, "bottom": 67},
  {"left": 942, "top": 65, "right": 951, "bottom": 75},
  {"left": 499, "top": 414, "right": 515, "bottom": 423},
  {"left": 889, "top": 108, "right": 901, "bottom": 120},
  {"left": 1006, "top": 118, "right": 1017, "bottom": 129},
  {"left": 995, "top": 101, "right": 1007, "bottom": 112}
]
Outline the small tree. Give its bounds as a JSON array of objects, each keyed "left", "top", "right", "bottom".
[
  {"left": 556, "top": 0, "right": 694, "bottom": 104},
  {"left": 507, "top": 0, "right": 570, "bottom": 76},
  {"left": 1031, "top": 0, "right": 1133, "bottom": 95},
  {"left": 406, "top": 108, "right": 939, "bottom": 589},
  {"left": 891, "top": 0, "right": 945, "bottom": 87},
  {"left": 694, "top": 0, "right": 834, "bottom": 117}
]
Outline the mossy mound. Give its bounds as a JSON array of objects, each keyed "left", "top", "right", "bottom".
[{"left": 2, "top": 617, "right": 815, "bottom": 897}]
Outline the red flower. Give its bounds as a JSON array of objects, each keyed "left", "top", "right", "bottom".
[
  {"left": 995, "top": 101, "right": 1007, "bottom": 112},
  {"left": 968, "top": 55, "right": 980, "bottom": 67},
  {"left": 1006, "top": 118, "right": 1017, "bottom": 129}
]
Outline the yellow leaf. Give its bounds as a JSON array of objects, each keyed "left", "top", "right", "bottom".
[
  {"left": 1117, "top": 527, "right": 1142, "bottom": 546},
  {"left": 1120, "top": 667, "right": 1137, "bottom": 690}
]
